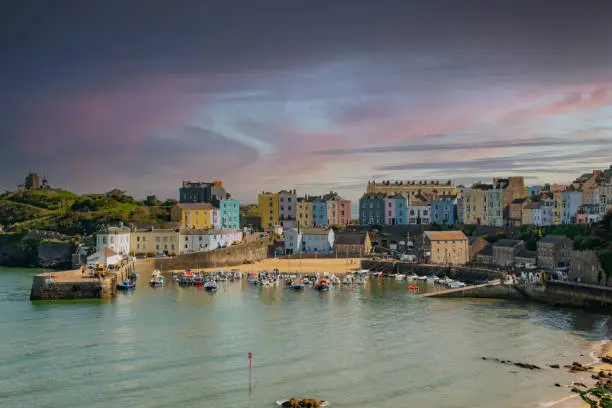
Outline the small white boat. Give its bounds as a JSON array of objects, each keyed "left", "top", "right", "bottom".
[
  {"left": 204, "top": 281, "right": 217, "bottom": 291},
  {"left": 416, "top": 276, "right": 427, "bottom": 282},
  {"left": 395, "top": 274, "right": 406, "bottom": 280},
  {"left": 342, "top": 276, "right": 353, "bottom": 284},
  {"left": 406, "top": 274, "right": 418, "bottom": 281},
  {"left": 276, "top": 400, "right": 329, "bottom": 407}
]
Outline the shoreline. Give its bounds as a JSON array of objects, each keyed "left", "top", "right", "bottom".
[{"left": 540, "top": 340, "right": 612, "bottom": 408}]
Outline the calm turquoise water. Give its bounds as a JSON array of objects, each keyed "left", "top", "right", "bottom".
[{"left": 1, "top": 267, "right": 611, "bottom": 408}]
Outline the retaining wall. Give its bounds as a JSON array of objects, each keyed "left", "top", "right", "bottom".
[{"left": 152, "top": 241, "right": 269, "bottom": 271}]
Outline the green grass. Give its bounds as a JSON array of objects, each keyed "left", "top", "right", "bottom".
[{"left": 0, "top": 189, "right": 171, "bottom": 235}]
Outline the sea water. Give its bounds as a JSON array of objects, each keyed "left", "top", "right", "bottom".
[{"left": 0, "top": 268, "right": 610, "bottom": 408}]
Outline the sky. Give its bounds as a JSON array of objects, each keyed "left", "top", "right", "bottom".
[{"left": 1, "top": 0, "right": 612, "bottom": 204}]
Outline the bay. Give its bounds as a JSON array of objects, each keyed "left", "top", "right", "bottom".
[{"left": 0, "top": 267, "right": 610, "bottom": 408}]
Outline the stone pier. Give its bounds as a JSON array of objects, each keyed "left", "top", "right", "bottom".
[{"left": 30, "top": 262, "right": 137, "bottom": 300}]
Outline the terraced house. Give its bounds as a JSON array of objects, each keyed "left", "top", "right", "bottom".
[
  {"left": 359, "top": 193, "right": 386, "bottom": 225},
  {"left": 385, "top": 193, "right": 407, "bottom": 225},
  {"left": 171, "top": 203, "right": 219, "bottom": 229},
  {"left": 430, "top": 195, "right": 457, "bottom": 225},
  {"left": 258, "top": 192, "right": 279, "bottom": 229}
]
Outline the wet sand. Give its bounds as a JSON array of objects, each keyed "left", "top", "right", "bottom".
[
  {"left": 543, "top": 340, "right": 612, "bottom": 408},
  {"left": 189, "top": 257, "right": 365, "bottom": 274}
]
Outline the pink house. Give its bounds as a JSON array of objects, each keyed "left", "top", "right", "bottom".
[{"left": 338, "top": 199, "right": 351, "bottom": 225}]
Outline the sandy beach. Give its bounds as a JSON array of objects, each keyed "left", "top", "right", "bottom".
[
  {"left": 187, "top": 257, "right": 365, "bottom": 274},
  {"left": 543, "top": 340, "right": 612, "bottom": 408}
]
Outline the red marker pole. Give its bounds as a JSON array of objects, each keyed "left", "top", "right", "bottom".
[{"left": 248, "top": 352, "right": 253, "bottom": 392}]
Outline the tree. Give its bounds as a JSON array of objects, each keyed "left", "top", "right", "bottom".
[
  {"left": 144, "top": 195, "right": 161, "bottom": 206},
  {"left": 161, "top": 199, "right": 178, "bottom": 207}
]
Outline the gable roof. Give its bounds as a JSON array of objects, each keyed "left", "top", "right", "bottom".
[
  {"left": 425, "top": 231, "right": 467, "bottom": 241},
  {"left": 493, "top": 239, "right": 523, "bottom": 248},
  {"left": 539, "top": 235, "right": 571, "bottom": 244},
  {"left": 335, "top": 232, "right": 368, "bottom": 246}
]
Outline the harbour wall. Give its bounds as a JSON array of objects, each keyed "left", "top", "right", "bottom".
[
  {"left": 361, "top": 260, "right": 504, "bottom": 283},
  {"left": 426, "top": 280, "right": 612, "bottom": 312},
  {"left": 148, "top": 241, "right": 269, "bottom": 272},
  {"left": 29, "top": 262, "right": 137, "bottom": 300}
]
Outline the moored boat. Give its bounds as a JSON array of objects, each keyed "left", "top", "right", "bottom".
[
  {"left": 204, "top": 281, "right": 217, "bottom": 291},
  {"left": 149, "top": 277, "right": 163, "bottom": 287},
  {"left": 117, "top": 280, "right": 136, "bottom": 290},
  {"left": 290, "top": 280, "right": 305, "bottom": 290},
  {"left": 315, "top": 279, "right": 329, "bottom": 291}
]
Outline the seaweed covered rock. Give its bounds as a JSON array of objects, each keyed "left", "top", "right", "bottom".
[{"left": 281, "top": 398, "right": 322, "bottom": 408}]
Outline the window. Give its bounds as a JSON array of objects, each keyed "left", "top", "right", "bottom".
[
  {"left": 137, "top": 236, "right": 140, "bottom": 242},
  {"left": 156, "top": 237, "right": 161, "bottom": 242},
  {"left": 171, "top": 245, "right": 175, "bottom": 250},
  {"left": 199, "top": 236, "right": 202, "bottom": 241},
  {"left": 288, "top": 206, "right": 292, "bottom": 211},
  {"left": 185, "top": 244, "right": 188, "bottom": 249},
  {"left": 280, "top": 198, "right": 284, "bottom": 202},
  {"left": 156, "top": 244, "right": 160, "bottom": 250},
  {"left": 288, "top": 197, "right": 292, "bottom": 202},
  {"left": 137, "top": 244, "right": 140, "bottom": 249}
]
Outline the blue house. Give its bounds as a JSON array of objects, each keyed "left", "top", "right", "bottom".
[
  {"left": 430, "top": 196, "right": 458, "bottom": 225},
  {"left": 218, "top": 198, "right": 240, "bottom": 229},
  {"left": 312, "top": 199, "right": 328, "bottom": 226},
  {"left": 359, "top": 193, "right": 386, "bottom": 225},
  {"left": 385, "top": 193, "right": 407, "bottom": 225}
]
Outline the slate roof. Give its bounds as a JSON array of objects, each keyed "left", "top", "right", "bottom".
[
  {"left": 494, "top": 239, "right": 523, "bottom": 248},
  {"left": 335, "top": 232, "right": 368, "bottom": 246},
  {"left": 539, "top": 235, "right": 571, "bottom": 244}
]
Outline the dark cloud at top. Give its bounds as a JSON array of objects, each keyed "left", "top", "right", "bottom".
[{"left": 2, "top": 0, "right": 612, "bottom": 92}]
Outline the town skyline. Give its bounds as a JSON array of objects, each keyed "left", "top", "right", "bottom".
[{"left": 1, "top": 1, "right": 612, "bottom": 202}]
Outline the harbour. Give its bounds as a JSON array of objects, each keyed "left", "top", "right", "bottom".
[{"left": 4, "top": 266, "right": 612, "bottom": 408}]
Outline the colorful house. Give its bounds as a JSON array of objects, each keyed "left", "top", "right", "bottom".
[
  {"left": 296, "top": 199, "right": 313, "bottom": 228},
  {"left": 561, "top": 190, "right": 583, "bottom": 224},
  {"left": 217, "top": 198, "right": 240, "bottom": 229},
  {"left": 385, "top": 193, "right": 408, "bottom": 225},
  {"left": 284, "top": 227, "right": 334, "bottom": 254},
  {"left": 359, "top": 193, "right": 386, "bottom": 225},
  {"left": 171, "top": 203, "right": 220, "bottom": 229},
  {"left": 278, "top": 189, "right": 297, "bottom": 228},
  {"left": 180, "top": 228, "right": 243, "bottom": 253},
  {"left": 312, "top": 198, "right": 328, "bottom": 226},
  {"left": 430, "top": 195, "right": 457, "bottom": 225},
  {"left": 258, "top": 192, "right": 279, "bottom": 229},
  {"left": 407, "top": 194, "right": 430, "bottom": 225},
  {"left": 322, "top": 191, "right": 351, "bottom": 226},
  {"left": 485, "top": 187, "right": 503, "bottom": 227},
  {"left": 130, "top": 228, "right": 180, "bottom": 256},
  {"left": 509, "top": 198, "right": 528, "bottom": 227}
]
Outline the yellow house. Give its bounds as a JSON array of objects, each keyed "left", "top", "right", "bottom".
[
  {"left": 258, "top": 192, "right": 279, "bottom": 229},
  {"left": 171, "top": 203, "right": 219, "bottom": 229},
  {"left": 130, "top": 229, "right": 180, "bottom": 256},
  {"left": 296, "top": 200, "right": 313, "bottom": 228},
  {"left": 465, "top": 185, "right": 489, "bottom": 225}
]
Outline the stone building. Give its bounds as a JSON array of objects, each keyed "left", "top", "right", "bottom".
[
  {"left": 515, "top": 250, "right": 537, "bottom": 266},
  {"left": 423, "top": 230, "right": 469, "bottom": 265},
  {"left": 24, "top": 173, "right": 40, "bottom": 190},
  {"left": 492, "top": 239, "right": 524, "bottom": 266},
  {"left": 366, "top": 179, "right": 456, "bottom": 199},
  {"left": 569, "top": 250, "right": 604, "bottom": 285},
  {"left": 468, "top": 236, "right": 487, "bottom": 261},
  {"left": 475, "top": 244, "right": 493, "bottom": 264},
  {"left": 334, "top": 231, "right": 372, "bottom": 256},
  {"left": 493, "top": 177, "right": 528, "bottom": 208},
  {"left": 537, "top": 235, "right": 572, "bottom": 270}
]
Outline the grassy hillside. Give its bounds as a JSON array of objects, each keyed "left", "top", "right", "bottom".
[{"left": 0, "top": 189, "right": 172, "bottom": 235}]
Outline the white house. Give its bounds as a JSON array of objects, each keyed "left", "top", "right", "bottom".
[
  {"left": 179, "top": 229, "right": 243, "bottom": 253},
  {"left": 87, "top": 248, "right": 123, "bottom": 267},
  {"left": 97, "top": 224, "right": 131, "bottom": 256},
  {"left": 284, "top": 227, "right": 334, "bottom": 254},
  {"left": 407, "top": 204, "right": 431, "bottom": 225}
]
